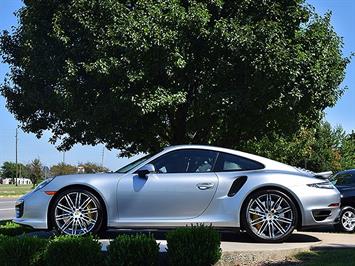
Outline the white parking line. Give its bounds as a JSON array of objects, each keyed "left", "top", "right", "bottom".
[
  {"left": 0, "top": 202, "right": 15, "bottom": 204},
  {"left": 0, "top": 208, "right": 14, "bottom": 211}
]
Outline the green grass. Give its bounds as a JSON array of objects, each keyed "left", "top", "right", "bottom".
[
  {"left": 0, "top": 184, "right": 32, "bottom": 197},
  {"left": 291, "top": 249, "right": 355, "bottom": 266}
]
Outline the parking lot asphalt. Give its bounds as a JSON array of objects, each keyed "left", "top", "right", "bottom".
[{"left": 0, "top": 198, "right": 16, "bottom": 220}]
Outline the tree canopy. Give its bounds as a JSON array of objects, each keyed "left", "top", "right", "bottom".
[
  {"left": 243, "top": 121, "right": 355, "bottom": 172},
  {"left": 27, "top": 159, "right": 44, "bottom": 185},
  {"left": 78, "top": 162, "right": 109, "bottom": 173},
  {"left": 50, "top": 162, "right": 109, "bottom": 176},
  {"left": 0, "top": 162, "right": 29, "bottom": 183},
  {"left": 0, "top": 0, "right": 350, "bottom": 156},
  {"left": 50, "top": 163, "right": 78, "bottom": 176}
]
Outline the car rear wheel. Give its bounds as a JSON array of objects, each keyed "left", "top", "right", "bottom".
[
  {"left": 242, "top": 189, "right": 297, "bottom": 243},
  {"left": 51, "top": 188, "right": 104, "bottom": 236},
  {"left": 335, "top": 206, "right": 355, "bottom": 233}
]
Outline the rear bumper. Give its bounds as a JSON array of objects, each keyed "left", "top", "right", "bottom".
[{"left": 294, "top": 185, "right": 341, "bottom": 227}]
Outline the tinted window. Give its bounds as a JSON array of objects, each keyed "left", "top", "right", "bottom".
[
  {"left": 214, "top": 152, "right": 264, "bottom": 172},
  {"left": 332, "top": 173, "right": 355, "bottom": 186},
  {"left": 151, "top": 149, "right": 218, "bottom": 173}
]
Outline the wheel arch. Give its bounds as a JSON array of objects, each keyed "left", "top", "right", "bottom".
[
  {"left": 239, "top": 185, "right": 303, "bottom": 230},
  {"left": 341, "top": 200, "right": 355, "bottom": 209},
  {"left": 47, "top": 184, "right": 108, "bottom": 231}
]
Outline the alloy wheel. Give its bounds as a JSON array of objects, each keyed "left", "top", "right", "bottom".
[
  {"left": 341, "top": 210, "right": 355, "bottom": 232},
  {"left": 246, "top": 192, "right": 295, "bottom": 240},
  {"left": 54, "top": 191, "right": 99, "bottom": 235}
]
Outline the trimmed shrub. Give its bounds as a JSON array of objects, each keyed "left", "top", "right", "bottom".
[
  {"left": 166, "top": 224, "right": 222, "bottom": 266},
  {"left": 107, "top": 234, "right": 159, "bottom": 266},
  {"left": 0, "top": 221, "right": 32, "bottom": 236},
  {"left": 42, "top": 235, "right": 104, "bottom": 266},
  {"left": 0, "top": 235, "right": 47, "bottom": 266}
]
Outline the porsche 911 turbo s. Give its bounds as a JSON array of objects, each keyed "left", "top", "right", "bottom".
[{"left": 14, "top": 145, "right": 341, "bottom": 242}]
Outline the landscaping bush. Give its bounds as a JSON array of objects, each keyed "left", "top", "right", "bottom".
[
  {"left": 0, "top": 235, "right": 47, "bottom": 266},
  {"left": 107, "top": 234, "right": 159, "bottom": 266},
  {"left": 42, "top": 235, "right": 104, "bottom": 266},
  {"left": 0, "top": 221, "right": 32, "bottom": 236},
  {"left": 166, "top": 224, "right": 222, "bottom": 266}
]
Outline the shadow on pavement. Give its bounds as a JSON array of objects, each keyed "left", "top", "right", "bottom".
[
  {"left": 300, "top": 225, "right": 336, "bottom": 233},
  {"left": 99, "top": 229, "right": 320, "bottom": 244},
  {"left": 24, "top": 228, "right": 320, "bottom": 244},
  {"left": 262, "top": 247, "right": 355, "bottom": 266}
]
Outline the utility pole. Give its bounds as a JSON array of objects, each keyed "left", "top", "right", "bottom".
[
  {"left": 62, "top": 151, "right": 66, "bottom": 164},
  {"left": 101, "top": 147, "right": 105, "bottom": 168},
  {"left": 15, "top": 127, "right": 18, "bottom": 186}
]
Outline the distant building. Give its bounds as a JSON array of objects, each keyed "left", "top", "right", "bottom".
[
  {"left": 0, "top": 178, "right": 32, "bottom": 185},
  {"left": 17, "top": 178, "right": 32, "bottom": 185},
  {"left": 1, "top": 178, "right": 12, "bottom": 185}
]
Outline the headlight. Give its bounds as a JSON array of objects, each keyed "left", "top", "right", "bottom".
[
  {"left": 33, "top": 177, "right": 54, "bottom": 192},
  {"left": 307, "top": 181, "right": 335, "bottom": 189}
]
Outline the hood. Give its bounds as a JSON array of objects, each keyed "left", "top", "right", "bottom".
[{"left": 53, "top": 172, "right": 123, "bottom": 180}]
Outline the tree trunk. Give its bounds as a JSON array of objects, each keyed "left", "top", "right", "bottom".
[{"left": 170, "top": 104, "right": 188, "bottom": 145}]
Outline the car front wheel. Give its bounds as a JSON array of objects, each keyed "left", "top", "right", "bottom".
[
  {"left": 51, "top": 188, "right": 104, "bottom": 236},
  {"left": 242, "top": 189, "right": 297, "bottom": 243},
  {"left": 335, "top": 206, "right": 355, "bottom": 233}
]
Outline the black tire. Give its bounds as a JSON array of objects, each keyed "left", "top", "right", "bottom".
[
  {"left": 50, "top": 188, "right": 104, "bottom": 236},
  {"left": 241, "top": 189, "right": 298, "bottom": 243},
  {"left": 335, "top": 206, "right": 355, "bottom": 233}
]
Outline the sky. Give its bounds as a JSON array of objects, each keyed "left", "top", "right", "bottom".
[{"left": 0, "top": 0, "right": 354, "bottom": 170}]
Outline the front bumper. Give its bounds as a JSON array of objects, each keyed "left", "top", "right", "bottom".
[{"left": 13, "top": 189, "right": 52, "bottom": 229}]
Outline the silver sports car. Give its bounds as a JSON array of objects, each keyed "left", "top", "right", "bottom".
[{"left": 14, "top": 145, "right": 341, "bottom": 242}]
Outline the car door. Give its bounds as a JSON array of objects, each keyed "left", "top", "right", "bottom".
[{"left": 116, "top": 149, "right": 219, "bottom": 220}]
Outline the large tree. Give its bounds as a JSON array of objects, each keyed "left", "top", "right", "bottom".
[
  {"left": 0, "top": 162, "right": 29, "bottom": 184},
  {"left": 50, "top": 163, "right": 77, "bottom": 176},
  {"left": 243, "top": 121, "right": 348, "bottom": 172},
  {"left": 27, "top": 159, "right": 44, "bottom": 186},
  {"left": 78, "top": 162, "right": 109, "bottom": 173},
  {"left": 0, "top": 0, "right": 349, "bottom": 156}
]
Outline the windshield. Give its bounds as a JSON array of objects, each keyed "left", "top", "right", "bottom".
[
  {"left": 115, "top": 153, "right": 155, "bottom": 173},
  {"left": 330, "top": 172, "right": 355, "bottom": 186},
  {"left": 329, "top": 174, "right": 337, "bottom": 184}
]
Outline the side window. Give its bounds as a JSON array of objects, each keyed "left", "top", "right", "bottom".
[
  {"left": 334, "top": 173, "right": 355, "bottom": 185},
  {"left": 151, "top": 149, "right": 218, "bottom": 174},
  {"left": 215, "top": 152, "right": 264, "bottom": 172}
]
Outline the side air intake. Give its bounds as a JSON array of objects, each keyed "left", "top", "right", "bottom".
[{"left": 228, "top": 176, "right": 248, "bottom": 197}]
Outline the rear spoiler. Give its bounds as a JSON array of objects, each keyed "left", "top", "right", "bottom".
[{"left": 314, "top": 171, "right": 333, "bottom": 179}]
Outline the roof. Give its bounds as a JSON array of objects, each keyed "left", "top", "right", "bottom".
[
  {"left": 162, "top": 145, "right": 296, "bottom": 172},
  {"left": 336, "top": 169, "right": 355, "bottom": 174}
]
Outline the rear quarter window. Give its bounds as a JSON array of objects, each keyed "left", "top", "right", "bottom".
[{"left": 214, "top": 152, "right": 264, "bottom": 172}]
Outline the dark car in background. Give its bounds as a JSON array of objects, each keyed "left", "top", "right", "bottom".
[{"left": 331, "top": 169, "right": 355, "bottom": 232}]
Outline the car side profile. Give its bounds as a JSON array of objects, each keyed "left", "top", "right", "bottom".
[
  {"left": 330, "top": 169, "right": 355, "bottom": 232},
  {"left": 14, "top": 145, "right": 341, "bottom": 242}
]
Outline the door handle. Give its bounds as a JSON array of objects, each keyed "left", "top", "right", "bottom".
[{"left": 197, "top": 183, "right": 215, "bottom": 190}]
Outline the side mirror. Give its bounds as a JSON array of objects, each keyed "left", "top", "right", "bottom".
[{"left": 137, "top": 164, "right": 155, "bottom": 178}]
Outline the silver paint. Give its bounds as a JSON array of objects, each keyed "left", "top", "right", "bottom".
[{"left": 14, "top": 145, "right": 341, "bottom": 233}]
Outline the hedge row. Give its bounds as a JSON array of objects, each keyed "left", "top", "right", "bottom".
[
  {"left": 0, "top": 224, "right": 221, "bottom": 266},
  {"left": 0, "top": 221, "right": 32, "bottom": 236}
]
